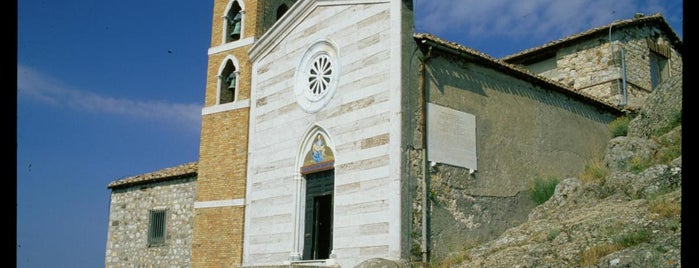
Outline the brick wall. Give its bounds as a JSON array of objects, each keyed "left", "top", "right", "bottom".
[
  {"left": 191, "top": 206, "right": 245, "bottom": 267},
  {"left": 192, "top": 1, "right": 256, "bottom": 267}
]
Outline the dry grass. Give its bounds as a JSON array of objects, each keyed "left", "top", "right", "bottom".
[
  {"left": 649, "top": 196, "right": 681, "bottom": 219},
  {"left": 579, "top": 158, "right": 608, "bottom": 184},
  {"left": 579, "top": 243, "right": 624, "bottom": 265},
  {"left": 432, "top": 250, "right": 472, "bottom": 268}
]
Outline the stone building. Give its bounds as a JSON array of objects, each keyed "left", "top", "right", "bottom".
[
  {"left": 105, "top": 162, "right": 197, "bottom": 267},
  {"left": 104, "top": 1, "right": 682, "bottom": 267},
  {"left": 501, "top": 13, "right": 682, "bottom": 110}
]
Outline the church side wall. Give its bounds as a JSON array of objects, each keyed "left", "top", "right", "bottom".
[
  {"left": 417, "top": 51, "right": 619, "bottom": 263},
  {"left": 104, "top": 177, "right": 196, "bottom": 267}
]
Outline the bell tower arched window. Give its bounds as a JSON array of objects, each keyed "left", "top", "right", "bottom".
[
  {"left": 226, "top": 1, "right": 243, "bottom": 43},
  {"left": 219, "top": 59, "right": 238, "bottom": 104},
  {"left": 276, "top": 4, "right": 289, "bottom": 21}
]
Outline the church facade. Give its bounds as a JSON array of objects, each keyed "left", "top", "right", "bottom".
[{"left": 104, "top": 1, "right": 682, "bottom": 267}]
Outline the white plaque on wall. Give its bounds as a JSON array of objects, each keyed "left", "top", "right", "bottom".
[{"left": 427, "top": 103, "right": 477, "bottom": 170}]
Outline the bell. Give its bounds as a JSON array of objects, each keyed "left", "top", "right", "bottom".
[
  {"left": 227, "top": 73, "right": 237, "bottom": 90},
  {"left": 230, "top": 13, "right": 242, "bottom": 39}
]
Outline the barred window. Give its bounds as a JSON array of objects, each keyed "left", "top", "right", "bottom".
[{"left": 147, "top": 209, "right": 167, "bottom": 246}]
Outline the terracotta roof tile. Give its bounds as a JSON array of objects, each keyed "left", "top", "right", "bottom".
[{"left": 108, "top": 161, "right": 198, "bottom": 189}]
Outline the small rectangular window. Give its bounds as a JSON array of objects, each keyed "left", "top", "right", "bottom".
[{"left": 147, "top": 209, "right": 167, "bottom": 246}]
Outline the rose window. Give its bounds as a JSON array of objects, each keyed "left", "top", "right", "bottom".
[
  {"left": 307, "top": 55, "right": 333, "bottom": 99},
  {"left": 295, "top": 41, "right": 340, "bottom": 113}
]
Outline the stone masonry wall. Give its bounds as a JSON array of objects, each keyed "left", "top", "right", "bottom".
[
  {"left": 537, "top": 24, "right": 682, "bottom": 110},
  {"left": 105, "top": 176, "right": 196, "bottom": 267}
]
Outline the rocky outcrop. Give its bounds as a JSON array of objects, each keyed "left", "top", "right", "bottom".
[
  {"left": 446, "top": 76, "right": 682, "bottom": 268},
  {"left": 627, "top": 75, "right": 682, "bottom": 139}
]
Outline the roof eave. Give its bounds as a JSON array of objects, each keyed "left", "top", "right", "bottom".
[
  {"left": 501, "top": 13, "right": 683, "bottom": 63},
  {"left": 413, "top": 33, "right": 624, "bottom": 115}
]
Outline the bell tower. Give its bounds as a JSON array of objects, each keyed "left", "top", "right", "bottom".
[{"left": 192, "top": 0, "right": 296, "bottom": 267}]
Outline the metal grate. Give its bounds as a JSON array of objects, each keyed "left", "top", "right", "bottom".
[{"left": 147, "top": 209, "right": 167, "bottom": 246}]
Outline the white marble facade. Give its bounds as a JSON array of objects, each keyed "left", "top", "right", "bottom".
[{"left": 243, "top": 1, "right": 405, "bottom": 267}]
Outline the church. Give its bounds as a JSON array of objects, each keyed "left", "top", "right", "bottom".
[{"left": 104, "top": 1, "right": 682, "bottom": 267}]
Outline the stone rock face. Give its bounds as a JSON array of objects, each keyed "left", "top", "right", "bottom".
[
  {"left": 441, "top": 75, "right": 682, "bottom": 268},
  {"left": 627, "top": 75, "right": 682, "bottom": 139},
  {"left": 354, "top": 258, "right": 406, "bottom": 268}
]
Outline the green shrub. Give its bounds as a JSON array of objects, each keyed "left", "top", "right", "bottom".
[
  {"left": 609, "top": 116, "right": 630, "bottom": 137},
  {"left": 615, "top": 229, "right": 652, "bottom": 247},
  {"left": 547, "top": 229, "right": 561, "bottom": 241},
  {"left": 629, "top": 156, "right": 650, "bottom": 174},
  {"left": 530, "top": 176, "right": 559, "bottom": 205}
]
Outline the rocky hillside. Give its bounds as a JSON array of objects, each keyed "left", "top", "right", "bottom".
[{"left": 441, "top": 75, "right": 683, "bottom": 268}]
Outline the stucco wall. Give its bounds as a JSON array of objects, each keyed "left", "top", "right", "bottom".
[
  {"left": 104, "top": 177, "right": 196, "bottom": 267},
  {"left": 414, "top": 50, "right": 619, "bottom": 262}
]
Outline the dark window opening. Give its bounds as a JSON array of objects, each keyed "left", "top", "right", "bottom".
[
  {"left": 303, "top": 169, "right": 334, "bottom": 260},
  {"left": 226, "top": 1, "right": 242, "bottom": 42},
  {"left": 649, "top": 50, "right": 669, "bottom": 89},
  {"left": 147, "top": 209, "right": 167, "bottom": 247},
  {"left": 220, "top": 60, "right": 237, "bottom": 104},
  {"left": 276, "top": 4, "right": 289, "bottom": 21}
]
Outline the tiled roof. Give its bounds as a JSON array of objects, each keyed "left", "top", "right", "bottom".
[
  {"left": 413, "top": 33, "right": 624, "bottom": 114},
  {"left": 501, "top": 13, "right": 682, "bottom": 63},
  {"left": 107, "top": 161, "right": 198, "bottom": 189}
]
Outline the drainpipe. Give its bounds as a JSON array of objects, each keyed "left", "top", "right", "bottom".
[
  {"left": 609, "top": 23, "right": 628, "bottom": 106},
  {"left": 418, "top": 44, "right": 433, "bottom": 267},
  {"left": 620, "top": 48, "right": 628, "bottom": 106}
]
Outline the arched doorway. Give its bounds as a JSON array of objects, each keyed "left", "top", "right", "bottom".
[
  {"left": 303, "top": 169, "right": 333, "bottom": 259},
  {"left": 297, "top": 129, "right": 335, "bottom": 260}
]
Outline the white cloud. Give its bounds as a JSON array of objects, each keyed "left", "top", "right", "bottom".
[
  {"left": 414, "top": 0, "right": 677, "bottom": 41},
  {"left": 17, "top": 65, "right": 202, "bottom": 132}
]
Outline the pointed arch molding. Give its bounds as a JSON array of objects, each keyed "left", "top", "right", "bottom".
[
  {"left": 297, "top": 125, "right": 335, "bottom": 174},
  {"left": 222, "top": 0, "right": 246, "bottom": 44},
  {"left": 216, "top": 55, "right": 241, "bottom": 104},
  {"left": 217, "top": 55, "right": 241, "bottom": 74}
]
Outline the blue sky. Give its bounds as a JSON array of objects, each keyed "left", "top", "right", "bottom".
[{"left": 16, "top": 0, "right": 682, "bottom": 267}]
